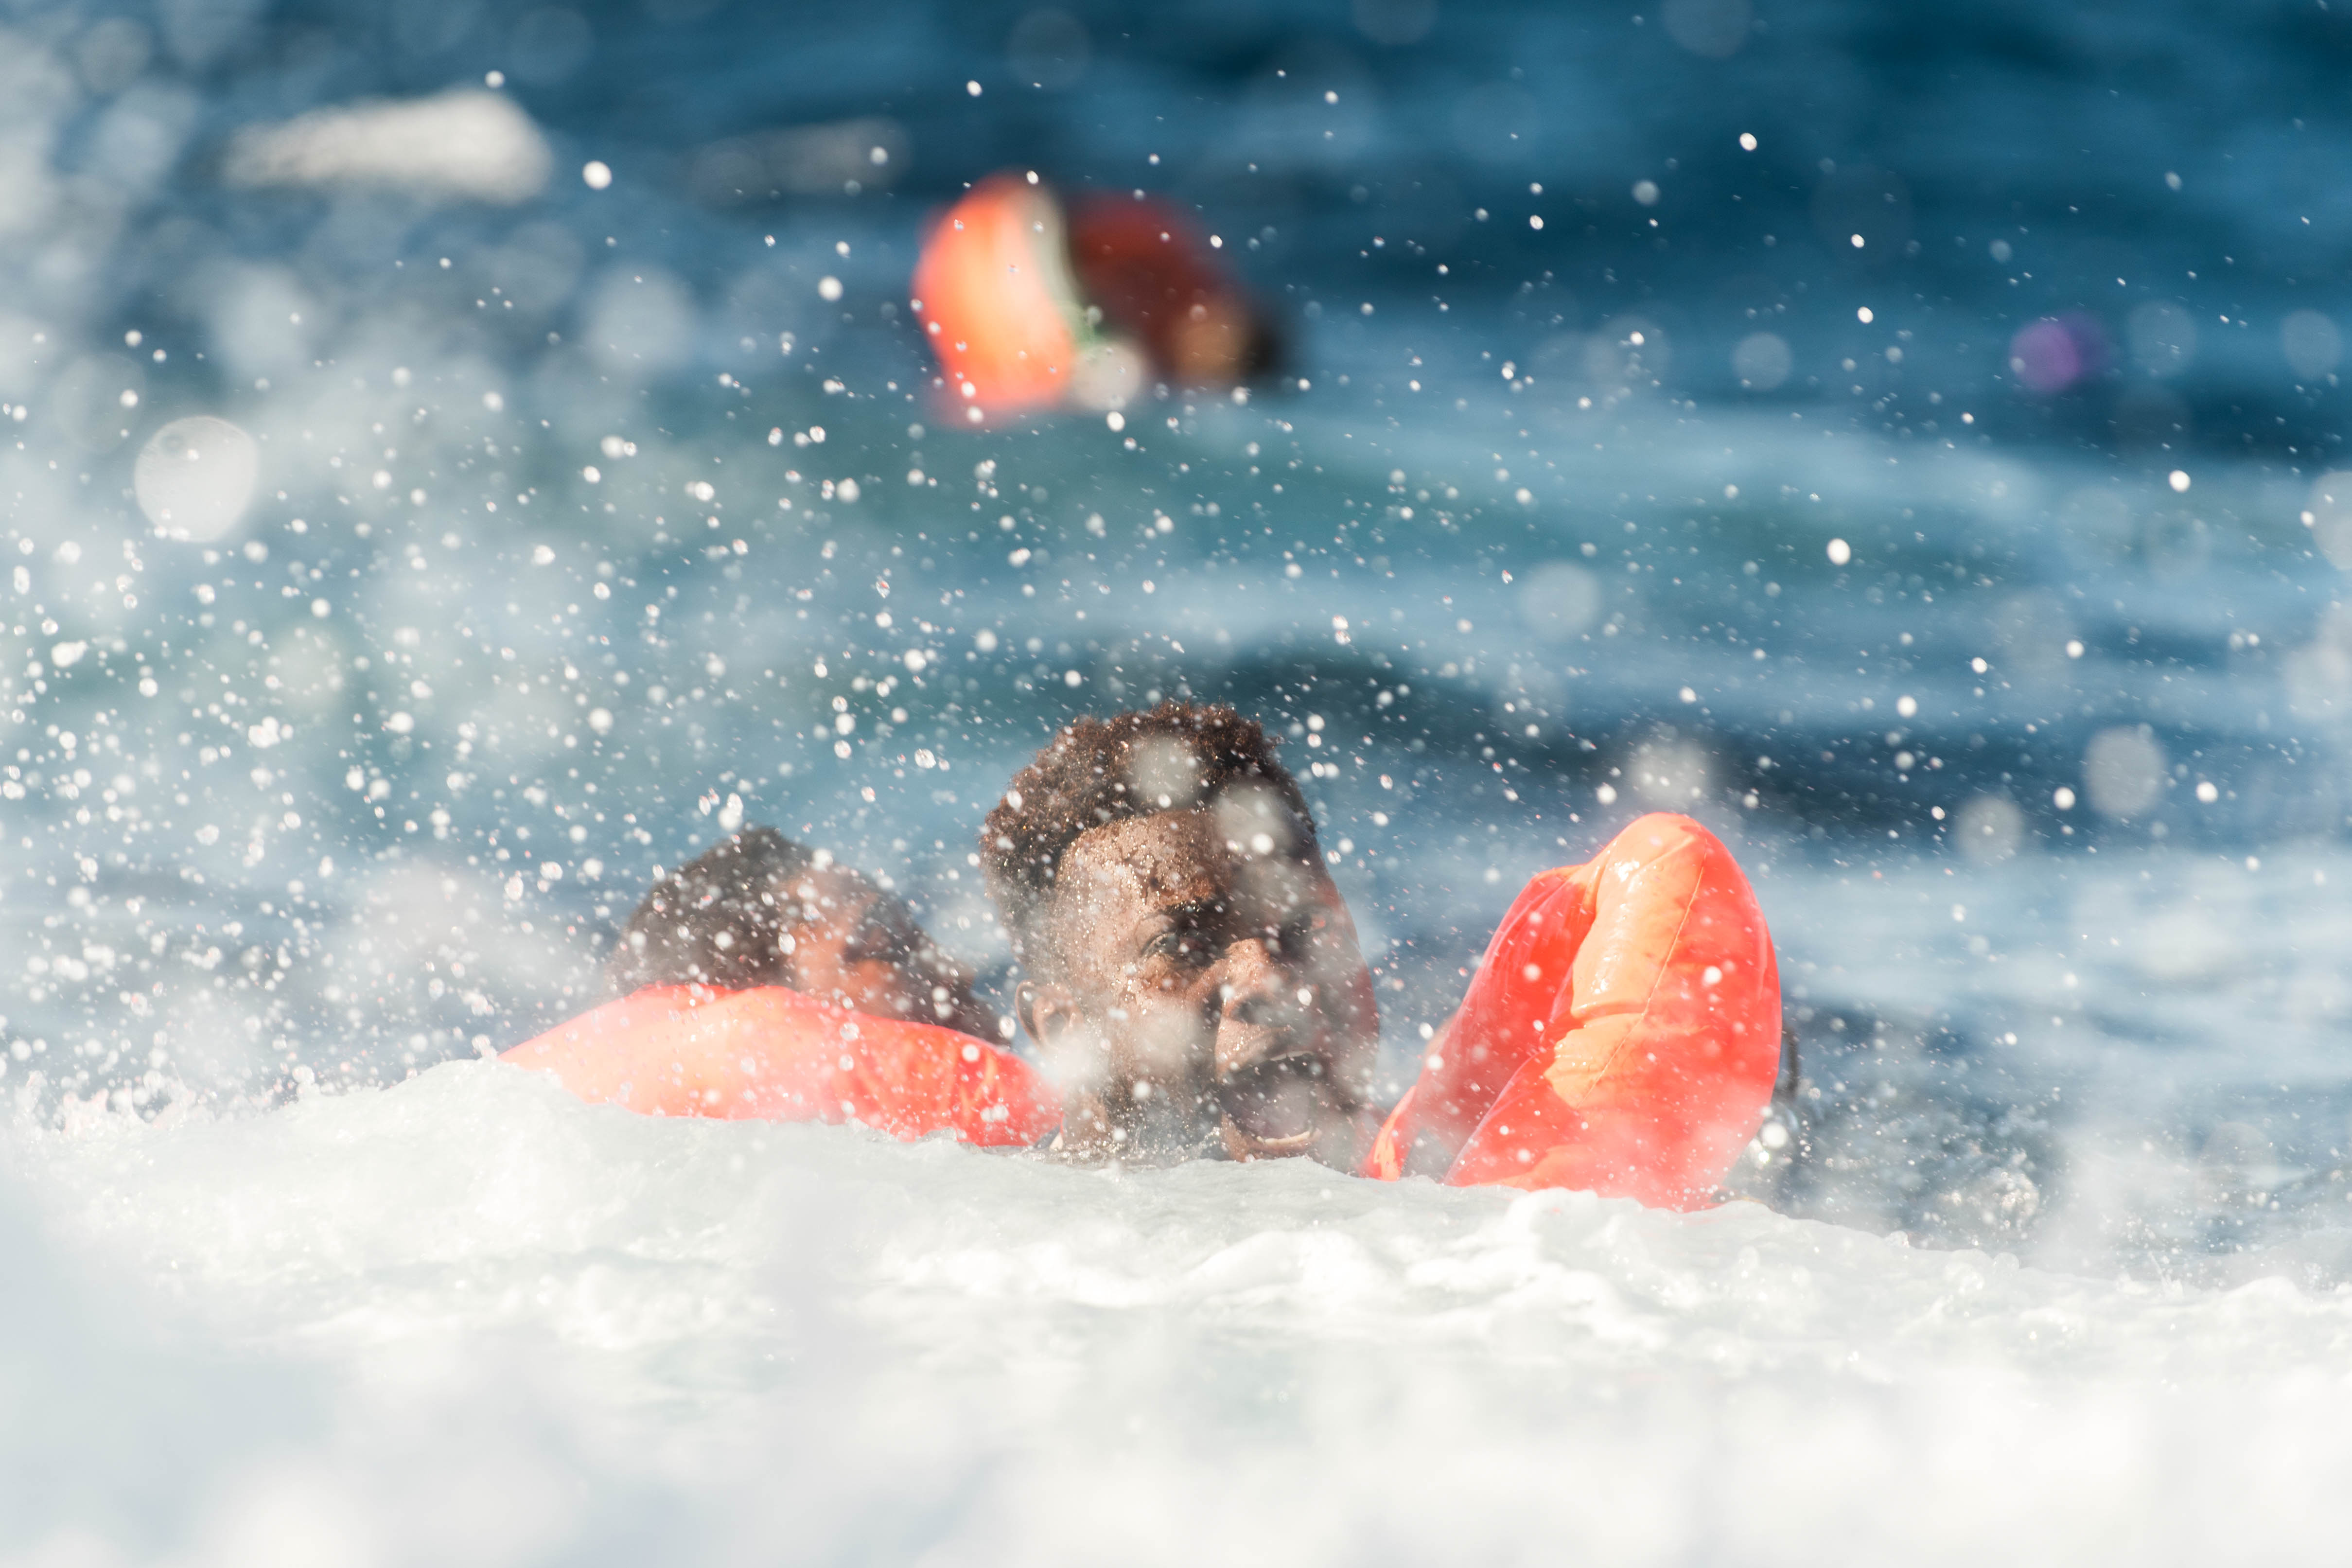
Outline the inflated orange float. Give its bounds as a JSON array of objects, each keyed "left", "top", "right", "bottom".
[
  {"left": 506, "top": 813, "right": 1780, "bottom": 1206},
  {"left": 1360, "top": 812, "right": 1781, "bottom": 1210}
]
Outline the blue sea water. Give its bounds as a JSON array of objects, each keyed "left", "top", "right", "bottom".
[{"left": 3, "top": 0, "right": 2352, "bottom": 1293}]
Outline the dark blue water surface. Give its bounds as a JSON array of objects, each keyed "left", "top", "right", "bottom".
[{"left": 5, "top": 0, "right": 2352, "bottom": 1277}]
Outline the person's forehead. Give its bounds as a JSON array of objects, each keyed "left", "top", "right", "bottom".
[
  {"left": 1058, "top": 810, "right": 1231, "bottom": 910},
  {"left": 789, "top": 865, "right": 877, "bottom": 916}
]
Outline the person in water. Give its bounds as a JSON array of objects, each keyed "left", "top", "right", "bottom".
[
  {"left": 578, "top": 705, "right": 1378, "bottom": 1166},
  {"left": 911, "top": 173, "right": 1281, "bottom": 420},
  {"left": 977, "top": 701, "right": 1382, "bottom": 1167},
  {"left": 515, "top": 701, "right": 1784, "bottom": 1203},
  {"left": 607, "top": 825, "right": 998, "bottom": 1042}
]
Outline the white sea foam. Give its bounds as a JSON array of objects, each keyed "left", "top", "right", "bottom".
[
  {"left": 6, "top": 1061, "right": 2352, "bottom": 1564},
  {"left": 221, "top": 90, "right": 553, "bottom": 205}
]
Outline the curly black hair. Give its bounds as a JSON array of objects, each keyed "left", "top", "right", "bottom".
[{"left": 979, "top": 700, "right": 1312, "bottom": 956}]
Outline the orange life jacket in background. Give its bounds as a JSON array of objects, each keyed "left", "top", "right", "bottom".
[
  {"left": 910, "top": 174, "right": 1278, "bottom": 420},
  {"left": 910, "top": 174, "right": 1082, "bottom": 417}
]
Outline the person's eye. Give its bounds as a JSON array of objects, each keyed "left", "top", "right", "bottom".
[{"left": 1146, "top": 930, "right": 1208, "bottom": 966}]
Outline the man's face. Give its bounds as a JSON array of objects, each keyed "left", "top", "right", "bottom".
[{"left": 1019, "top": 805, "right": 1379, "bottom": 1167}]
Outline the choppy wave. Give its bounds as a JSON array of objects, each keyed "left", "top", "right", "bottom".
[{"left": 8, "top": 1063, "right": 2352, "bottom": 1566}]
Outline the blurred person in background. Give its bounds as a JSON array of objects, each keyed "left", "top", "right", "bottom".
[
  {"left": 911, "top": 172, "right": 1281, "bottom": 421},
  {"left": 607, "top": 826, "right": 999, "bottom": 1041}
]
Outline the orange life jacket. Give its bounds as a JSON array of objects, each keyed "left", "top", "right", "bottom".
[{"left": 502, "top": 981, "right": 1058, "bottom": 1146}]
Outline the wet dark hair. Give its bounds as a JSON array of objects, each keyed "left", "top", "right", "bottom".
[
  {"left": 979, "top": 700, "right": 1312, "bottom": 957},
  {"left": 605, "top": 826, "right": 818, "bottom": 994},
  {"left": 606, "top": 826, "right": 997, "bottom": 1036}
]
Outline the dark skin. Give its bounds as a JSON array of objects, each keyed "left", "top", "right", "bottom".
[{"left": 1015, "top": 808, "right": 1382, "bottom": 1168}]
